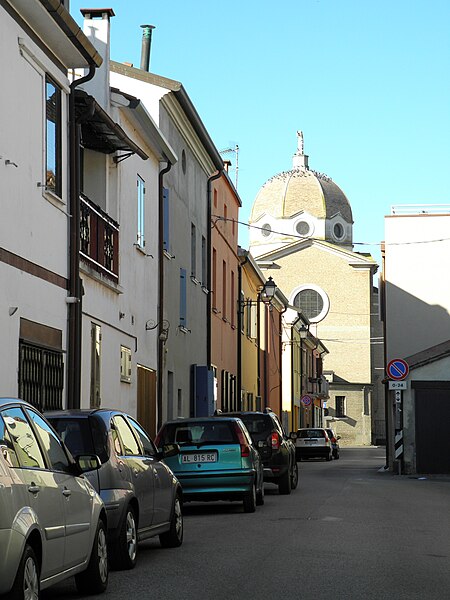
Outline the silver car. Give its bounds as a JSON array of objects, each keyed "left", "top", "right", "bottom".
[
  {"left": 46, "top": 409, "right": 183, "bottom": 570},
  {"left": 0, "top": 398, "right": 108, "bottom": 599}
]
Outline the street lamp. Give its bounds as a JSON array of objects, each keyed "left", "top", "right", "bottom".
[
  {"left": 260, "top": 276, "right": 277, "bottom": 304},
  {"left": 298, "top": 322, "right": 309, "bottom": 339}
]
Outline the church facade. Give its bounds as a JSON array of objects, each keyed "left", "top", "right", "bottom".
[{"left": 249, "top": 132, "right": 385, "bottom": 446}]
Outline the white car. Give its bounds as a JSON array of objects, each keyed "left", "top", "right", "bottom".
[
  {"left": 292, "top": 427, "right": 333, "bottom": 461},
  {"left": 0, "top": 398, "right": 108, "bottom": 599}
]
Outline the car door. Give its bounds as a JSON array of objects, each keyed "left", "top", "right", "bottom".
[
  {"left": 127, "top": 417, "right": 173, "bottom": 527},
  {"left": 1, "top": 407, "right": 66, "bottom": 579},
  {"left": 26, "top": 409, "right": 93, "bottom": 569},
  {"left": 113, "top": 415, "right": 155, "bottom": 529}
]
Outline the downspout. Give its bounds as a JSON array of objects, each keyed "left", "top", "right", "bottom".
[
  {"left": 67, "top": 63, "right": 97, "bottom": 409},
  {"left": 207, "top": 170, "right": 222, "bottom": 370},
  {"left": 257, "top": 298, "right": 261, "bottom": 402},
  {"left": 157, "top": 161, "right": 172, "bottom": 430},
  {"left": 291, "top": 324, "right": 295, "bottom": 431}
]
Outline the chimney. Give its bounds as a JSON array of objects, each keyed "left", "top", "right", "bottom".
[
  {"left": 80, "top": 8, "right": 115, "bottom": 110},
  {"left": 140, "top": 25, "right": 155, "bottom": 72},
  {"left": 223, "top": 160, "right": 232, "bottom": 173}
]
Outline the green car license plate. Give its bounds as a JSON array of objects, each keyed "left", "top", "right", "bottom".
[{"left": 182, "top": 452, "right": 217, "bottom": 463}]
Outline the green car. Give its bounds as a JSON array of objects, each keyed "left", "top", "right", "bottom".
[{"left": 155, "top": 417, "right": 264, "bottom": 512}]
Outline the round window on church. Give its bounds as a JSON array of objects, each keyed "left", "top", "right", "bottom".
[
  {"left": 261, "top": 223, "right": 272, "bottom": 238},
  {"left": 295, "top": 220, "right": 310, "bottom": 237},
  {"left": 333, "top": 222, "right": 345, "bottom": 240},
  {"left": 293, "top": 286, "right": 329, "bottom": 322}
]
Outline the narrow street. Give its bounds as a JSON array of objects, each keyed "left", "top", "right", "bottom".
[{"left": 44, "top": 448, "right": 450, "bottom": 600}]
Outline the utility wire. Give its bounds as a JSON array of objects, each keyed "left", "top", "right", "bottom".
[{"left": 211, "top": 214, "right": 450, "bottom": 248}]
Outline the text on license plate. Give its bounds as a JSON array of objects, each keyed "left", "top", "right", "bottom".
[
  {"left": 182, "top": 453, "right": 217, "bottom": 463},
  {"left": 305, "top": 440, "right": 317, "bottom": 444}
]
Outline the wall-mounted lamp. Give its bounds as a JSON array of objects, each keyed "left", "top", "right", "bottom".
[
  {"left": 299, "top": 323, "right": 309, "bottom": 339},
  {"left": 146, "top": 319, "right": 170, "bottom": 343},
  {"left": 259, "top": 276, "right": 277, "bottom": 305}
]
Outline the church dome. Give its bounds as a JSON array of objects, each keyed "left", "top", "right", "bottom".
[{"left": 249, "top": 132, "right": 353, "bottom": 250}]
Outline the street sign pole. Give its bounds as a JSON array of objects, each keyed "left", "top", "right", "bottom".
[{"left": 386, "top": 358, "right": 409, "bottom": 474}]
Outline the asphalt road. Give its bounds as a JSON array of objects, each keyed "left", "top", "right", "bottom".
[{"left": 44, "top": 447, "right": 450, "bottom": 600}]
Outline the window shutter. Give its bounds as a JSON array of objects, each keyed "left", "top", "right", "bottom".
[{"left": 250, "top": 303, "right": 258, "bottom": 339}]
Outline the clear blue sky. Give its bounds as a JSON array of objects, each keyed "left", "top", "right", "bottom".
[{"left": 71, "top": 0, "right": 450, "bottom": 267}]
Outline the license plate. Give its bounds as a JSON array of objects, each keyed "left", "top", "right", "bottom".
[
  {"left": 306, "top": 440, "right": 317, "bottom": 444},
  {"left": 182, "top": 452, "right": 217, "bottom": 463}
]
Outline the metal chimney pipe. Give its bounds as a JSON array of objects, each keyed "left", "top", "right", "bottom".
[{"left": 140, "top": 24, "right": 155, "bottom": 71}]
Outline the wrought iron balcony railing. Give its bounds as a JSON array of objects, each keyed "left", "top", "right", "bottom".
[{"left": 80, "top": 193, "right": 119, "bottom": 281}]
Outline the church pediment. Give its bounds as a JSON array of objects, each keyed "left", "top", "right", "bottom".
[{"left": 256, "top": 238, "right": 378, "bottom": 270}]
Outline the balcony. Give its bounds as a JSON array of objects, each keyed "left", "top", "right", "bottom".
[{"left": 80, "top": 193, "right": 119, "bottom": 282}]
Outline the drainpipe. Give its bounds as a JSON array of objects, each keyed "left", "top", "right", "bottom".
[
  {"left": 157, "top": 161, "right": 172, "bottom": 430},
  {"left": 67, "top": 63, "right": 97, "bottom": 410},
  {"left": 207, "top": 170, "right": 222, "bottom": 370}
]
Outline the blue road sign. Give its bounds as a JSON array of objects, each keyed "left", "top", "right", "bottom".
[
  {"left": 387, "top": 358, "right": 409, "bottom": 381},
  {"left": 301, "top": 395, "right": 313, "bottom": 406}
]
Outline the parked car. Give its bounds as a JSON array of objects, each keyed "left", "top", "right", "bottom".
[
  {"left": 216, "top": 409, "right": 298, "bottom": 494},
  {"left": 155, "top": 417, "right": 264, "bottom": 512},
  {"left": 0, "top": 398, "right": 108, "bottom": 599},
  {"left": 46, "top": 409, "right": 183, "bottom": 570},
  {"left": 292, "top": 427, "right": 333, "bottom": 461},
  {"left": 325, "top": 428, "right": 341, "bottom": 459}
]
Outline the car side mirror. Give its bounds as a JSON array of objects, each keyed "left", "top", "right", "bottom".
[
  {"left": 289, "top": 432, "right": 297, "bottom": 440},
  {"left": 76, "top": 454, "right": 101, "bottom": 473},
  {"left": 158, "top": 443, "right": 180, "bottom": 459}
]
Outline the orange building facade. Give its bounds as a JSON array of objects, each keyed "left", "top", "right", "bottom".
[{"left": 210, "top": 172, "right": 241, "bottom": 411}]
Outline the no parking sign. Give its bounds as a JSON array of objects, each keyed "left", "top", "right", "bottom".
[
  {"left": 301, "top": 394, "right": 313, "bottom": 406},
  {"left": 387, "top": 358, "right": 409, "bottom": 381}
]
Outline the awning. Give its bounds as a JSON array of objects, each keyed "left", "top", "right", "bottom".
[{"left": 74, "top": 90, "right": 148, "bottom": 160}]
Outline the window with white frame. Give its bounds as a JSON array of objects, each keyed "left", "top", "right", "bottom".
[
  {"left": 120, "top": 346, "right": 132, "bottom": 383},
  {"left": 45, "top": 75, "right": 62, "bottom": 196},
  {"left": 137, "top": 175, "right": 145, "bottom": 247}
]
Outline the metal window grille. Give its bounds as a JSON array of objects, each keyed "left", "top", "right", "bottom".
[{"left": 18, "top": 342, "right": 64, "bottom": 412}]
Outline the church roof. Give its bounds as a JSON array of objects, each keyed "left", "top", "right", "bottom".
[{"left": 249, "top": 132, "right": 353, "bottom": 224}]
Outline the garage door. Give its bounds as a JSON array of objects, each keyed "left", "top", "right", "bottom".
[{"left": 415, "top": 383, "right": 450, "bottom": 474}]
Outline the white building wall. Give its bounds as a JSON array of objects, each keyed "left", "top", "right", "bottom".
[
  {"left": 0, "top": 4, "right": 71, "bottom": 397},
  {"left": 109, "top": 69, "right": 213, "bottom": 420},
  {"left": 384, "top": 213, "right": 450, "bottom": 362}
]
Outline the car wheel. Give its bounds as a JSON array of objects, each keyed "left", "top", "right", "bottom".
[
  {"left": 278, "top": 469, "right": 292, "bottom": 495},
  {"left": 75, "top": 518, "right": 108, "bottom": 594},
  {"left": 160, "top": 494, "right": 183, "bottom": 548},
  {"left": 291, "top": 461, "right": 299, "bottom": 490},
  {"left": 9, "top": 543, "right": 40, "bottom": 600},
  {"left": 110, "top": 505, "right": 138, "bottom": 570},
  {"left": 243, "top": 483, "right": 257, "bottom": 513}
]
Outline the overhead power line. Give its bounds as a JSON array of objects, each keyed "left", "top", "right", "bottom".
[{"left": 211, "top": 215, "right": 450, "bottom": 248}]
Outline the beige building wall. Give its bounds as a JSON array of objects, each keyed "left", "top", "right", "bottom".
[{"left": 260, "top": 241, "right": 376, "bottom": 445}]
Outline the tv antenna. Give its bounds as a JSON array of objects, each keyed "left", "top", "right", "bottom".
[{"left": 219, "top": 144, "right": 239, "bottom": 190}]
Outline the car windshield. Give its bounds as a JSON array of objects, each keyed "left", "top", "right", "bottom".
[
  {"left": 299, "top": 429, "right": 325, "bottom": 438},
  {"left": 160, "top": 421, "right": 238, "bottom": 446}
]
